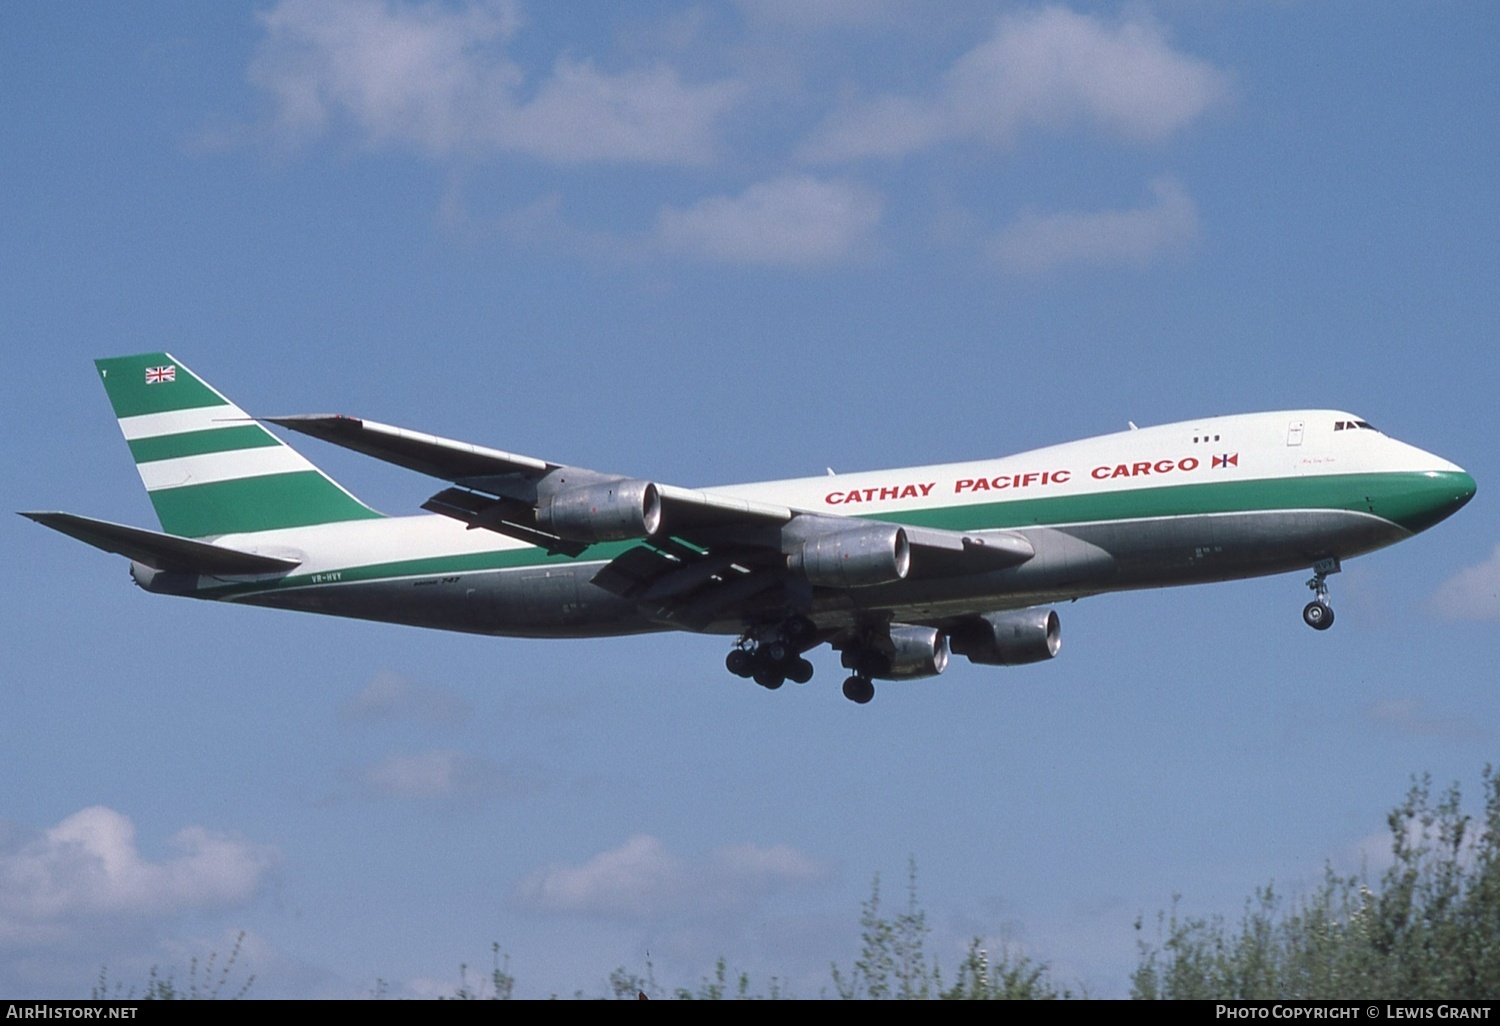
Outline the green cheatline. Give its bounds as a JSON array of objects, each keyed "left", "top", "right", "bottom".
[
  {"left": 127, "top": 425, "right": 284, "bottom": 464},
  {"left": 96, "top": 353, "right": 227, "bottom": 419},
  {"left": 204, "top": 539, "right": 613, "bottom": 597},
  {"left": 890, "top": 471, "right": 1471, "bottom": 537},
  {"left": 148, "top": 471, "right": 383, "bottom": 537}
]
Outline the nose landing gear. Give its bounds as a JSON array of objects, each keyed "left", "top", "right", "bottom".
[{"left": 1302, "top": 558, "right": 1340, "bottom": 631}]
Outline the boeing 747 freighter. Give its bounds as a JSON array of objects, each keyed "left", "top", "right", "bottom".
[{"left": 24, "top": 354, "right": 1475, "bottom": 703}]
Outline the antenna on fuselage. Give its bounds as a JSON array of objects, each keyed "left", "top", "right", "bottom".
[{"left": 1128, "top": 421, "right": 1138, "bottom": 431}]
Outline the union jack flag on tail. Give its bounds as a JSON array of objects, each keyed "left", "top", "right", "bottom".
[{"left": 144, "top": 365, "right": 176, "bottom": 384}]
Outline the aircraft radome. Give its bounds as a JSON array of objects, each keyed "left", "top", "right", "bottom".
[{"left": 24, "top": 354, "right": 1476, "bottom": 704}]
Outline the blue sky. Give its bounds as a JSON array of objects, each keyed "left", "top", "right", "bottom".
[{"left": 3, "top": 1, "right": 1498, "bottom": 998}]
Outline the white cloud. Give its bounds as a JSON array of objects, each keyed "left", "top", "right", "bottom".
[
  {"left": 0, "top": 807, "right": 278, "bottom": 947},
  {"left": 657, "top": 175, "right": 884, "bottom": 266},
  {"left": 358, "top": 749, "right": 534, "bottom": 802},
  {"left": 1431, "top": 544, "right": 1500, "bottom": 620},
  {"left": 516, "top": 834, "right": 829, "bottom": 923},
  {"left": 990, "top": 177, "right": 1199, "bottom": 273},
  {"left": 803, "top": 6, "right": 1227, "bottom": 161},
  {"left": 500, "top": 58, "right": 741, "bottom": 164},
  {"left": 251, "top": 0, "right": 741, "bottom": 163},
  {"left": 342, "top": 670, "right": 471, "bottom": 726}
]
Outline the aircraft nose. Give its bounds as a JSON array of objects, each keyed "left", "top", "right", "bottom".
[
  {"left": 1450, "top": 469, "right": 1478, "bottom": 514},
  {"left": 1390, "top": 468, "right": 1476, "bottom": 534}
]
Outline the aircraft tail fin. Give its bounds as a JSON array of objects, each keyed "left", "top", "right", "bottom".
[{"left": 95, "top": 353, "right": 383, "bottom": 538}]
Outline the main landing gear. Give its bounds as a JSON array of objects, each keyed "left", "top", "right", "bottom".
[
  {"left": 841, "top": 675, "right": 875, "bottom": 705},
  {"left": 1302, "top": 558, "right": 1340, "bottom": 631},
  {"left": 726, "top": 616, "right": 816, "bottom": 690},
  {"left": 835, "top": 634, "right": 893, "bottom": 705}
]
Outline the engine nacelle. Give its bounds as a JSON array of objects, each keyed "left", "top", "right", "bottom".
[
  {"left": 535, "top": 479, "right": 662, "bottom": 543},
  {"left": 948, "top": 608, "right": 1061, "bottom": 666},
  {"left": 886, "top": 625, "right": 950, "bottom": 679},
  {"left": 788, "top": 523, "right": 910, "bottom": 588},
  {"left": 841, "top": 625, "right": 950, "bottom": 680}
]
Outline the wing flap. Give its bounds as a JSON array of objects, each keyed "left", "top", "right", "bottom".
[
  {"left": 21, "top": 512, "right": 301, "bottom": 575},
  {"left": 589, "top": 545, "right": 681, "bottom": 598},
  {"left": 420, "top": 487, "right": 587, "bottom": 557},
  {"left": 589, "top": 542, "right": 784, "bottom": 630}
]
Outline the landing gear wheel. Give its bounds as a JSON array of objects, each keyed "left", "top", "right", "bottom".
[
  {"left": 1303, "top": 601, "right": 1334, "bottom": 631},
  {"left": 725, "top": 649, "right": 754, "bottom": 677},
  {"left": 842, "top": 675, "right": 875, "bottom": 704},
  {"left": 787, "top": 657, "right": 814, "bottom": 685},
  {"left": 753, "top": 666, "right": 785, "bottom": 690}
]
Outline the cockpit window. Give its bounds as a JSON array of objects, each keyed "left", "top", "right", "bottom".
[{"left": 1333, "top": 420, "right": 1379, "bottom": 432}]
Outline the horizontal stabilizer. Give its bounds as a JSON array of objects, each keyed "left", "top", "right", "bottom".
[{"left": 20, "top": 512, "right": 301, "bottom": 575}]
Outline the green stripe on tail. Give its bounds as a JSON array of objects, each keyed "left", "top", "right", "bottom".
[
  {"left": 127, "top": 425, "right": 282, "bottom": 463},
  {"left": 97, "top": 352, "right": 382, "bottom": 537}
]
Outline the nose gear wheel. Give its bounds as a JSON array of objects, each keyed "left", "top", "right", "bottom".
[
  {"left": 1302, "top": 600, "right": 1334, "bottom": 629},
  {"left": 1302, "top": 558, "right": 1340, "bottom": 631}
]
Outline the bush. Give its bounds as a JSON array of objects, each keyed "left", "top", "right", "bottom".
[{"left": 1132, "top": 768, "right": 1500, "bottom": 999}]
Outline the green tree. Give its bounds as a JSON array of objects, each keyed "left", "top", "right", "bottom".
[
  {"left": 672, "top": 957, "right": 785, "bottom": 1000},
  {"left": 831, "top": 858, "right": 933, "bottom": 999},
  {"left": 92, "top": 933, "right": 254, "bottom": 1000},
  {"left": 1133, "top": 768, "right": 1500, "bottom": 999},
  {"left": 939, "top": 939, "right": 1069, "bottom": 1000},
  {"left": 448, "top": 942, "right": 515, "bottom": 1000}
]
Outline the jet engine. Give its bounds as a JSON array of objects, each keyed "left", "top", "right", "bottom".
[
  {"left": 841, "top": 625, "right": 949, "bottom": 680},
  {"left": 535, "top": 479, "right": 662, "bottom": 542},
  {"left": 788, "top": 523, "right": 910, "bottom": 588},
  {"left": 948, "top": 608, "right": 1061, "bottom": 666}
]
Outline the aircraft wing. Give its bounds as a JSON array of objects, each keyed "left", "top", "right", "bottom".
[
  {"left": 267, "top": 413, "right": 1033, "bottom": 625},
  {"left": 264, "top": 414, "right": 556, "bottom": 480},
  {"left": 266, "top": 414, "right": 798, "bottom": 542}
]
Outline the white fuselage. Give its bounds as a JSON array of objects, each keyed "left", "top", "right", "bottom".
[{"left": 152, "top": 410, "right": 1471, "bottom": 639}]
